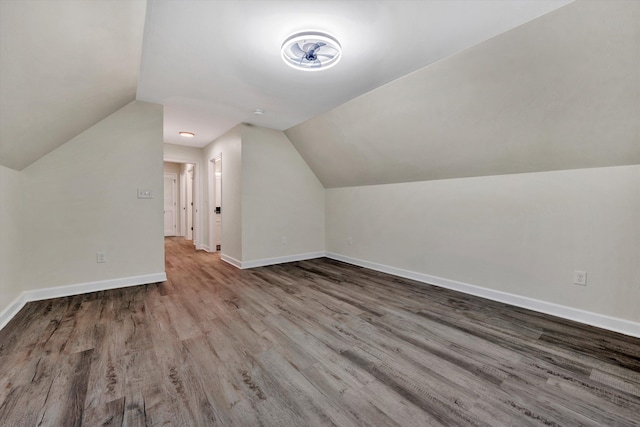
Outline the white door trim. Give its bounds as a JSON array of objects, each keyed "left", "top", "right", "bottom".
[
  {"left": 186, "top": 167, "right": 194, "bottom": 240},
  {"left": 163, "top": 157, "right": 201, "bottom": 249},
  {"left": 163, "top": 173, "right": 177, "bottom": 236},
  {"left": 208, "top": 154, "right": 222, "bottom": 253},
  {"left": 179, "top": 172, "right": 186, "bottom": 236}
]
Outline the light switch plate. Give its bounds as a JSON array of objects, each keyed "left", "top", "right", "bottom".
[{"left": 137, "top": 189, "right": 153, "bottom": 199}]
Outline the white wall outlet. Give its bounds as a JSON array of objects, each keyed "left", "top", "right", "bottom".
[
  {"left": 281, "top": 236, "right": 287, "bottom": 245},
  {"left": 97, "top": 252, "right": 106, "bottom": 263},
  {"left": 348, "top": 237, "right": 353, "bottom": 245},
  {"left": 573, "top": 270, "right": 587, "bottom": 286},
  {"left": 137, "top": 189, "right": 153, "bottom": 199}
]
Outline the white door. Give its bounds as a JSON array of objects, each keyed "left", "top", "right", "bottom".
[
  {"left": 186, "top": 167, "right": 194, "bottom": 240},
  {"left": 179, "top": 172, "right": 187, "bottom": 236},
  {"left": 209, "top": 156, "right": 222, "bottom": 252},
  {"left": 164, "top": 173, "right": 177, "bottom": 236},
  {"left": 215, "top": 158, "right": 222, "bottom": 250}
]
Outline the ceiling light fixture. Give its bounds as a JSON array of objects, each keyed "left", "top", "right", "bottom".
[
  {"left": 253, "top": 108, "right": 264, "bottom": 117},
  {"left": 281, "top": 31, "right": 341, "bottom": 71},
  {"left": 179, "top": 131, "right": 195, "bottom": 138}
]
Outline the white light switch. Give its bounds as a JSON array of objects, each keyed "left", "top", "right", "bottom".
[{"left": 137, "top": 189, "right": 153, "bottom": 199}]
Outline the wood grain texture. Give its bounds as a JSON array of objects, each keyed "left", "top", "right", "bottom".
[{"left": 1, "top": 237, "right": 639, "bottom": 426}]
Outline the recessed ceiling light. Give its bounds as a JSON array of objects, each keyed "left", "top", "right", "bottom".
[
  {"left": 281, "top": 31, "right": 341, "bottom": 71},
  {"left": 253, "top": 108, "right": 264, "bottom": 117},
  {"left": 179, "top": 131, "right": 195, "bottom": 138}
]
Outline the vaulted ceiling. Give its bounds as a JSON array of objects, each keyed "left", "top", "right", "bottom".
[
  {"left": 136, "top": 0, "right": 574, "bottom": 148},
  {"left": 2, "top": 1, "right": 637, "bottom": 187},
  {"left": 286, "top": 0, "right": 640, "bottom": 187},
  {"left": 1, "top": 0, "right": 577, "bottom": 172},
  {"left": 0, "top": 0, "right": 147, "bottom": 171}
]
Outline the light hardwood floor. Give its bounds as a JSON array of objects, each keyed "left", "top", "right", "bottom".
[{"left": 1, "top": 237, "right": 639, "bottom": 426}]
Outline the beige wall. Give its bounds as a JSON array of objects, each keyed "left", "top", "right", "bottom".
[
  {"left": 163, "top": 143, "right": 204, "bottom": 164},
  {"left": 163, "top": 162, "right": 180, "bottom": 174},
  {"left": 202, "top": 125, "right": 243, "bottom": 261},
  {"left": 241, "top": 126, "right": 325, "bottom": 263},
  {"left": 326, "top": 165, "right": 640, "bottom": 323},
  {"left": 20, "top": 101, "right": 164, "bottom": 291},
  {"left": 198, "top": 125, "right": 325, "bottom": 265},
  {"left": 0, "top": 166, "right": 23, "bottom": 313}
]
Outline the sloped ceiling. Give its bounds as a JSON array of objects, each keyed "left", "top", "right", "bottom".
[
  {"left": 286, "top": 0, "right": 640, "bottom": 188},
  {"left": 4, "top": 0, "right": 633, "bottom": 183},
  {"left": 0, "top": 0, "right": 146, "bottom": 170},
  {"left": 138, "top": 0, "right": 573, "bottom": 149},
  {"left": 0, "top": 0, "right": 574, "bottom": 171}
]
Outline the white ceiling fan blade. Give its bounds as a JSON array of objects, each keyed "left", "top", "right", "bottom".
[{"left": 291, "top": 43, "right": 306, "bottom": 57}]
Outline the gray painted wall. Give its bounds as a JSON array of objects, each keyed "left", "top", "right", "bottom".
[
  {"left": 1, "top": 101, "right": 164, "bottom": 316},
  {"left": 326, "top": 165, "right": 640, "bottom": 324},
  {"left": 242, "top": 125, "right": 325, "bottom": 263}
]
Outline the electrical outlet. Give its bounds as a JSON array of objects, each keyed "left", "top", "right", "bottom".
[
  {"left": 348, "top": 237, "right": 353, "bottom": 245},
  {"left": 97, "top": 252, "right": 106, "bottom": 263},
  {"left": 573, "top": 270, "right": 587, "bottom": 286},
  {"left": 281, "top": 236, "right": 287, "bottom": 245}
]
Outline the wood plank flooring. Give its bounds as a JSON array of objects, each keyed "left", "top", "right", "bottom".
[{"left": 1, "top": 237, "right": 639, "bottom": 426}]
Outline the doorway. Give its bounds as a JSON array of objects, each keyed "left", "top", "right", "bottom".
[
  {"left": 184, "top": 164, "right": 195, "bottom": 240},
  {"left": 163, "top": 173, "right": 177, "bottom": 236},
  {"left": 164, "top": 161, "right": 198, "bottom": 246},
  {"left": 209, "top": 155, "right": 222, "bottom": 252}
]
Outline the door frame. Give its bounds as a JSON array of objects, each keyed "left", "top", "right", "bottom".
[
  {"left": 208, "top": 154, "right": 222, "bottom": 253},
  {"left": 186, "top": 165, "right": 194, "bottom": 241},
  {"left": 163, "top": 173, "right": 178, "bottom": 236},
  {"left": 164, "top": 157, "right": 201, "bottom": 249},
  {"left": 179, "top": 171, "right": 187, "bottom": 237}
]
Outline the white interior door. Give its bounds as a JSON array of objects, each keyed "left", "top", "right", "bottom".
[
  {"left": 186, "top": 167, "right": 193, "bottom": 240},
  {"left": 215, "top": 158, "right": 222, "bottom": 250},
  {"left": 164, "top": 173, "right": 177, "bottom": 236},
  {"left": 179, "top": 172, "right": 186, "bottom": 236}
]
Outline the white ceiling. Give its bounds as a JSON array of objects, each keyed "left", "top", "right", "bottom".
[
  {"left": 0, "top": 0, "right": 576, "bottom": 170},
  {"left": 137, "top": 0, "right": 574, "bottom": 149}
]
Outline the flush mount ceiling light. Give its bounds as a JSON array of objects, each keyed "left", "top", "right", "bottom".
[
  {"left": 281, "top": 31, "right": 341, "bottom": 71},
  {"left": 179, "top": 131, "right": 195, "bottom": 138}
]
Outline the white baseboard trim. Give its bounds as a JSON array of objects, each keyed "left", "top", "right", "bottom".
[
  {"left": 4, "top": 254, "right": 637, "bottom": 339},
  {"left": 241, "top": 251, "right": 325, "bottom": 269},
  {"left": 0, "top": 293, "right": 29, "bottom": 333},
  {"left": 198, "top": 244, "right": 211, "bottom": 252},
  {"left": 326, "top": 252, "right": 640, "bottom": 339},
  {"left": 0, "top": 272, "right": 167, "bottom": 331},
  {"left": 220, "top": 254, "right": 242, "bottom": 269}
]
